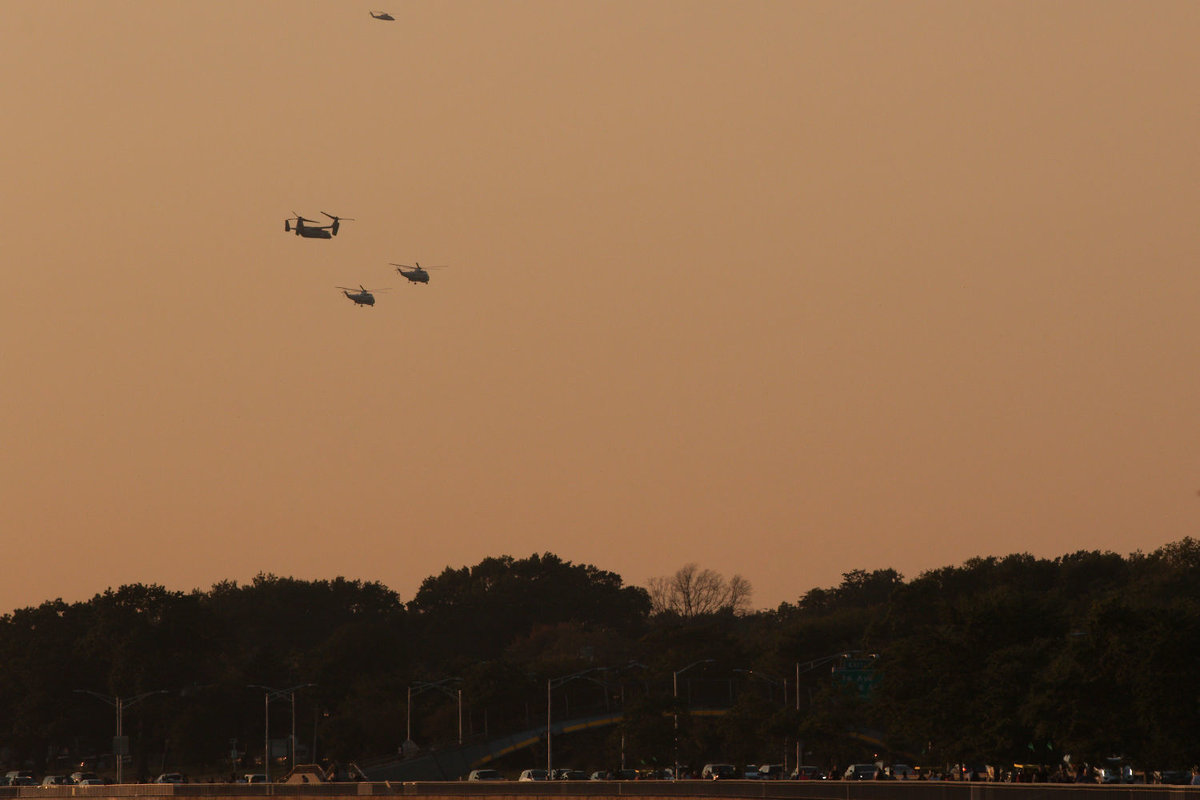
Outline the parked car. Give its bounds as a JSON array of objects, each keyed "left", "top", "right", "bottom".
[
  {"left": 1156, "top": 770, "right": 1191, "bottom": 785},
  {"left": 889, "top": 764, "right": 916, "bottom": 780},
  {"left": 41, "top": 776, "right": 72, "bottom": 787},
  {"left": 701, "top": 764, "right": 737, "bottom": 780},
  {"left": 590, "top": 771, "right": 613, "bottom": 780},
  {"left": 518, "top": 770, "right": 547, "bottom": 782},
  {"left": 791, "top": 766, "right": 825, "bottom": 780},
  {"left": 615, "top": 769, "right": 639, "bottom": 780},
  {"left": 758, "top": 764, "right": 785, "bottom": 780},
  {"left": 76, "top": 779, "right": 105, "bottom": 787},
  {"left": 845, "top": 764, "right": 880, "bottom": 780},
  {"left": 70, "top": 773, "right": 99, "bottom": 784},
  {"left": 467, "top": 769, "right": 503, "bottom": 781},
  {"left": 553, "top": 769, "right": 587, "bottom": 780},
  {"left": 154, "top": 774, "right": 185, "bottom": 784},
  {"left": 242, "top": 774, "right": 267, "bottom": 784}
]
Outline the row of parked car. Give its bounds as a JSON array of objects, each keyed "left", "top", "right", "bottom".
[
  {"left": 2, "top": 771, "right": 106, "bottom": 787},
  {"left": 1, "top": 771, "right": 190, "bottom": 786},
  {"left": 466, "top": 764, "right": 832, "bottom": 781}
]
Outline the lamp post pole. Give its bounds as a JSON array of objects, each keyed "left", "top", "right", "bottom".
[
  {"left": 672, "top": 659, "right": 714, "bottom": 781},
  {"left": 407, "top": 678, "right": 463, "bottom": 752},
  {"left": 74, "top": 688, "right": 170, "bottom": 784},
  {"left": 791, "top": 652, "right": 859, "bottom": 771},
  {"left": 733, "top": 669, "right": 787, "bottom": 770},
  {"left": 547, "top": 668, "right": 607, "bottom": 777},
  {"left": 249, "top": 683, "right": 316, "bottom": 783}
]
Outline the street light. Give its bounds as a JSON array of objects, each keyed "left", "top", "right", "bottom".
[
  {"left": 406, "top": 678, "right": 463, "bottom": 750},
  {"left": 248, "top": 683, "right": 316, "bottom": 783},
  {"left": 733, "top": 669, "right": 788, "bottom": 769},
  {"left": 73, "top": 688, "right": 170, "bottom": 784},
  {"left": 672, "top": 659, "right": 714, "bottom": 780},
  {"left": 792, "top": 652, "right": 862, "bottom": 769},
  {"left": 546, "top": 667, "right": 608, "bottom": 776}
]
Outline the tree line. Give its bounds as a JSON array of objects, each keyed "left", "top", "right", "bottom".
[{"left": 2, "top": 543, "right": 1199, "bottom": 779}]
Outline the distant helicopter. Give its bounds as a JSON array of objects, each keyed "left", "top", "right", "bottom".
[
  {"left": 284, "top": 212, "right": 354, "bottom": 239},
  {"left": 369, "top": 11, "right": 395, "bottom": 20},
  {"left": 338, "top": 286, "right": 387, "bottom": 306},
  {"left": 391, "top": 262, "right": 447, "bottom": 284}
]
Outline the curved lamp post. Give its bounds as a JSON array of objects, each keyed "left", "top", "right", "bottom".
[
  {"left": 407, "top": 678, "right": 463, "bottom": 749},
  {"left": 673, "top": 659, "right": 714, "bottom": 780},
  {"left": 73, "top": 688, "right": 170, "bottom": 784},
  {"left": 546, "top": 667, "right": 609, "bottom": 776},
  {"left": 248, "top": 683, "right": 316, "bottom": 782},
  {"left": 733, "top": 668, "right": 788, "bottom": 769},
  {"left": 792, "top": 652, "right": 868, "bottom": 768}
]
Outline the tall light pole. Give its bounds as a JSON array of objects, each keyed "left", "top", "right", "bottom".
[
  {"left": 792, "top": 652, "right": 856, "bottom": 769},
  {"left": 672, "top": 659, "right": 714, "bottom": 780},
  {"left": 733, "top": 669, "right": 787, "bottom": 769},
  {"left": 249, "top": 683, "right": 316, "bottom": 782},
  {"left": 406, "top": 678, "right": 463, "bottom": 752},
  {"left": 74, "top": 689, "right": 170, "bottom": 784},
  {"left": 546, "top": 667, "right": 607, "bottom": 777}
]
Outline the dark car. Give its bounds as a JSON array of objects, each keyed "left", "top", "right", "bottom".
[{"left": 1157, "top": 770, "right": 1191, "bottom": 785}]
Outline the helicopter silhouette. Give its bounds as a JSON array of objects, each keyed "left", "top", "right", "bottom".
[
  {"left": 337, "top": 286, "right": 388, "bottom": 306},
  {"left": 392, "top": 262, "right": 447, "bottom": 284},
  {"left": 285, "top": 212, "right": 354, "bottom": 239},
  {"left": 370, "top": 11, "right": 395, "bottom": 20}
]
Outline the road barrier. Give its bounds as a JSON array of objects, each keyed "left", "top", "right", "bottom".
[{"left": 0, "top": 782, "right": 1196, "bottom": 800}]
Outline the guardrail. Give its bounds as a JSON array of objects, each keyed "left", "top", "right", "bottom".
[{"left": 0, "top": 782, "right": 1196, "bottom": 800}]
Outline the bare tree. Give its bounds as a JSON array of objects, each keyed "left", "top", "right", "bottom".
[{"left": 647, "top": 563, "right": 753, "bottom": 617}]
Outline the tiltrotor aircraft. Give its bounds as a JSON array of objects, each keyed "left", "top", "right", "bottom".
[
  {"left": 392, "top": 262, "right": 447, "bottom": 284},
  {"left": 285, "top": 212, "right": 354, "bottom": 239}
]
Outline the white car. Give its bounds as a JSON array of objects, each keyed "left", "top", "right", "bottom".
[
  {"left": 518, "top": 770, "right": 547, "bottom": 781},
  {"left": 844, "top": 764, "right": 880, "bottom": 780},
  {"left": 467, "top": 769, "right": 503, "bottom": 781}
]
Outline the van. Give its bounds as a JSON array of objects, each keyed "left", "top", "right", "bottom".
[{"left": 844, "top": 764, "right": 879, "bottom": 780}]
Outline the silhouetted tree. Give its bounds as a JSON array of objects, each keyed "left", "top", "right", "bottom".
[{"left": 647, "top": 563, "right": 753, "bottom": 617}]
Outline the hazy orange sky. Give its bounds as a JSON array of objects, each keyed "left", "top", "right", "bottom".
[{"left": 3, "top": 1, "right": 1198, "bottom": 614}]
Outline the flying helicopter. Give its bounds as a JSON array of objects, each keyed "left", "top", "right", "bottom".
[
  {"left": 370, "top": 11, "right": 395, "bottom": 20},
  {"left": 337, "top": 286, "right": 388, "bottom": 306},
  {"left": 391, "top": 262, "right": 447, "bottom": 284},
  {"left": 284, "top": 211, "right": 354, "bottom": 239}
]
